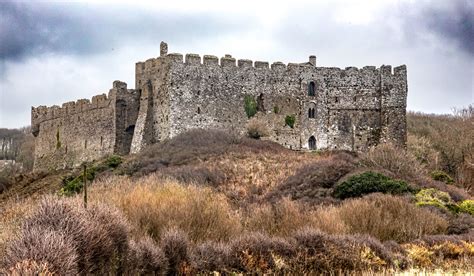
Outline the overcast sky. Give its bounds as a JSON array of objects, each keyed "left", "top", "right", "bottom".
[{"left": 0, "top": 0, "right": 473, "bottom": 128}]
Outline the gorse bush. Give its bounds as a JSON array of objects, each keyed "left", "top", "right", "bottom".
[
  {"left": 458, "top": 200, "right": 474, "bottom": 215},
  {"left": 430, "top": 170, "right": 454, "bottom": 184},
  {"left": 415, "top": 188, "right": 460, "bottom": 213},
  {"left": 333, "top": 171, "right": 414, "bottom": 199}
]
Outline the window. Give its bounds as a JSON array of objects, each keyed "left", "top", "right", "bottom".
[
  {"left": 308, "top": 136, "right": 316, "bottom": 150},
  {"left": 308, "top": 108, "right": 315, "bottom": 119},
  {"left": 308, "top": 81, "right": 315, "bottom": 96}
]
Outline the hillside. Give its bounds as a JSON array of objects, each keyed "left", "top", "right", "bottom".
[{"left": 0, "top": 109, "right": 473, "bottom": 274}]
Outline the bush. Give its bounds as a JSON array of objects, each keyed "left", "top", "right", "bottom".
[
  {"left": 333, "top": 171, "right": 414, "bottom": 199},
  {"left": 193, "top": 241, "right": 233, "bottom": 273},
  {"left": 285, "top": 115, "right": 295, "bottom": 128},
  {"left": 244, "top": 95, "right": 257, "bottom": 118},
  {"left": 246, "top": 118, "right": 270, "bottom": 139},
  {"left": 430, "top": 170, "right": 454, "bottom": 184},
  {"left": 127, "top": 236, "right": 168, "bottom": 274},
  {"left": 18, "top": 196, "right": 131, "bottom": 274},
  {"left": 338, "top": 194, "right": 448, "bottom": 242},
  {"left": 106, "top": 155, "right": 122, "bottom": 168},
  {"left": 3, "top": 259, "right": 54, "bottom": 275},
  {"left": 415, "top": 188, "right": 460, "bottom": 213},
  {"left": 161, "top": 228, "right": 191, "bottom": 275},
  {"left": 229, "top": 232, "right": 295, "bottom": 273},
  {"left": 273, "top": 152, "right": 355, "bottom": 204},
  {"left": 407, "top": 133, "right": 440, "bottom": 172},
  {"left": 359, "top": 143, "right": 426, "bottom": 181},
  {"left": 447, "top": 213, "right": 474, "bottom": 234},
  {"left": 2, "top": 227, "right": 78, "bottom": 275},
  {"left": 458, "top": 200, "right": 474, "bottom": 215},
  {"left": 290, "top": 228, "right": 392, "bottom": 272}
]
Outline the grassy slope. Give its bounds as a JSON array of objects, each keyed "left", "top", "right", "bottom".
[{"left": 0, "top": 115, "right": 473, "bottom": 273}]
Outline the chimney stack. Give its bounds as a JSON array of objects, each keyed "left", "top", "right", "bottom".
[{"left": 309, "top": 55, "right": 317, "bottom": 66}]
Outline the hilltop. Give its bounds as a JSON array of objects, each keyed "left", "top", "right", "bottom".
[{"left": 0, "top": 109, "right": 472, "bottom": 274}]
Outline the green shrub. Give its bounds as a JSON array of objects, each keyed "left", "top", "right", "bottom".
[
  {"left": 59, "top": 168, "right": 96, "bottom": 196},
  {"left": 244, "top": 95, "right": 257, "bottom": 118},
  {"left": 332, "top": 171, "right": 414, "bottom": 199},
  {"left": 458, "top": 200, "right": 474, "bottom": 215},
  {"left": 285, "top": 115, "right": 296, "bottom": 128},
  {"left": 430, "top": 170, "right": 454, "bottom": 184},
  {"left": 415, "top": 188, "right": 460, "bottom": 213},
  {"left": 273, "top": 106, "right": 279, "bottom": 114},
  {"left": 106, "top": 155, "right": 122, "bottom": 168}
]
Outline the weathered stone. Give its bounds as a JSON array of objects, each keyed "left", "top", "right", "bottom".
[{"left": 31, "top": 42, "right": 407, "bottom": 171}]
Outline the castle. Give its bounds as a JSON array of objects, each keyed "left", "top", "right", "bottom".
[{"left": 31, "top": 42, "right": 407, "bottom": 171}]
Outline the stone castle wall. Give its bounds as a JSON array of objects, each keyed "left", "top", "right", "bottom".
[
  {"left": 31, "top": 81, "right": 139, "bottom": 171},
  {"left": 31, "top": 42, "right": 407, "bottom": 171},
  {"left": 135, "top": 48, "right": 406, "bottom": 153}
]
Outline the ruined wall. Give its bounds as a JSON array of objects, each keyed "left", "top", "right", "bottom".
[
  {"left": 157, "top": 49, "right": 407, "bottom": 151},
  {"left": 31, "top": 41, "right": 407, "bottom": 170},
  {"left": 31, "top": 81, "right": 138, "bottom": 171},
  {"left": 131, "top": 53, "right": 171, "bottom": 153}
]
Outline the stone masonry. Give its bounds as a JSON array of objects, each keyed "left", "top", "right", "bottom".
[{"left": 31, "top": 42, "right": 407, "bottom": 171}]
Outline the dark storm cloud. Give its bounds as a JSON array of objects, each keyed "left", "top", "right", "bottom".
[
  {"left": 0, "top": 1, "right": 252, "bottom": 61},
  {"left": 400, "top": 0, "right": 474, "bottom": 56}
]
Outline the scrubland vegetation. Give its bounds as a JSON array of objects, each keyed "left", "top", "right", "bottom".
[{"left": 0, "top": 107, "right": 472, "bottom": 274}]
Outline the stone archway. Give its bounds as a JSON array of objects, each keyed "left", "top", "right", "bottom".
[{"left": 308, "top": 136, "right": 316, "bottom": 150}]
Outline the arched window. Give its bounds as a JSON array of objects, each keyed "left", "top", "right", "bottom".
[
  {"left": 308, "top": 108, "right": 315, "bottom": 118},
  {"left": 308, "top": 136, "right": 316, "bottom": 150},
  {"left": 308, "top": 81, "right": 315, "bottom": 96}
]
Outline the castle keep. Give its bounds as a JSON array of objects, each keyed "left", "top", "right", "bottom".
[{"left": 31, "top": 42, "right": 407, "bottom": 171}]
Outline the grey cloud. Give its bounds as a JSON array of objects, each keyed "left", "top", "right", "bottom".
[
  {"left": 400, "top": 0, "right": 474, "bottom": 56},
  {"left": 0, "top": 1, "right": 254, "bottom": 61}
]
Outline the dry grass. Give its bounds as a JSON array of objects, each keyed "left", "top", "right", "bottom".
[
  {"left": 337, "top": 194, "right": 448, "bottom": 243},
  {"left": 88, "top": 175, "right": 242, "bottom": 242}
]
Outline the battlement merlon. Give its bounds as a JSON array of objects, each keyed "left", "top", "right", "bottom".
[{"left": 31, "top": 81, "right": 131, "bottom": 137}]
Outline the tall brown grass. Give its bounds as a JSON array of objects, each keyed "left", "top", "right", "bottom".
[
  {"left": 337, "top": 194, "right": 448, "bottom": 242},
  {"left": 88, "top": 175, "right": 242, "bottom": 242}
]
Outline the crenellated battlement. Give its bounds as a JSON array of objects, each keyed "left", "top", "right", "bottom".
[
  {"left": 32, "top": 40, "right": 407, "bottom": 171},
  {"left": 135, "top": 48, "right": 405, "bottom": 78},
  {"left": 31, "top": 81, "right": 132, "bottom": 128}
]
